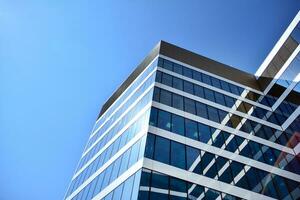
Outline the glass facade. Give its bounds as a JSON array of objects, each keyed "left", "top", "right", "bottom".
[{"left": 65, "top": 17, "right": 300, "bottom": 200}]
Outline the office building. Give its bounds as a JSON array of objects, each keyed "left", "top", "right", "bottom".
[{"left": 65, "top": 12, "right": 300, "bottom": 200}]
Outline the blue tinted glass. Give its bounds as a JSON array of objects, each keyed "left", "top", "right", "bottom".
[
  {"left": 204, "top": 88, "right": 215, "bottom": 102},
  {"left": 183, "top": 81, "right": 194, "bottom": 94},
  {"left": 149, "top": 108, "right": 158, "bottom": 126},
  {"left": 173, "top": 63, "right": 183, "bottom": 74},
  {"left": 157, "top": 110, "right": 171, "bottom": 131},
  {"left": 121, "top": 175, "right": 135, "bottom": 199},
  {"left": 160, "top": 89, "right": 172, "bottom": 107},
  {"left": 151, "top": 172, "right": 169, "bottom": 189},
  {"left": 198, "top": 123, "right": 211, "bottom": 143},
  {"left": 162, "top": 73, "right": 172, "bottom": 87},
  {"left": 194, "top": 85, "right": 205, "bottom": 98},
  {"left": 145, "top": 134, "right": 155, "bottom": 159},
  {"left": 186, "top": 146, "right": 200, "bottom": 170},
  {"left": 185, "top": 119, "right": 198, "bottom": 140},
  {"left": 196, "top": 102, "right": 208, "bottom": 119},
  {"left": 112, "top": 183, "right": 123, "bottom": 200},
  {"left": 163, "top": 59, "right": 173, "bottom": 71},
  {"left": 183, "top": 67, "right": 193, "bottom": 78},
  {"left": 170, "top": 177, "right": 186, "bottom": 193},
  {"left": 154, "top": 136, "right": 170, "bottom": 164},
  {"left": 171, "top": 141, "right": 186, "bottom": 169},
  {"left": 172, "top": 114, "right": 185, "bottom": 136},
  {"left": 172, "top": 93, "right": 184, "bottom": 110},
  {"left": 207, "top": 106, "right": 220, "bottom": 122},
  {"left": 202, "top": 73, "right": 211, "bottom": 85},
  {"left": 184, "top": 98, "right": 196, "bottom": 114},
  {"left": 193, "top": 71, "right": 202, "bottom": 82},
  {"left": 173, "top": 77, "right": 183, "bottom": 91}
]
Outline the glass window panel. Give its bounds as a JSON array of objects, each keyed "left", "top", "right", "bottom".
[
  {"left": 183, "top": 67, "right": 193, "bottom": 78},
  {"left": 112, "top": 183, "right": 124, "bottom": 200},
  {"left": 184, "top": 98, "right": 196, "bottom": 115},
  {"left": 173, "top": 63, "right": 183, "bottom": 74},
  {"left": 140, "top": 170, "right": 151, "bottom": 187},
  {"left": 196, "top": 102, "right": 208, "bottom": 119},
  {"left": 230, "top": 161, "right": 244, "bottom": 177},
  {"left": 149, "top": 108, "right": 158, "bottom": 127},
  {"left": 202, "top": 73, "right": 211, "bottom": 85},
  {"left": 186, "top": 146, "right": 200, "bottom": 170},
  {"left": 189, "top": 185, "right": 204, "bottom": 199},
  {"left": 155, "top": 71, "right": 162, "bottom": 83},
  {"left": 211, "top": 77, "right": 221, "bottom": 89},
  {"left": 118, "top": 149, "right": 131, "bottom": 176},
  {"left": 183, "top": 81, "right": 194, "bottom": 94},
  {"left": 131, "top": 170, "right": 142, "bottom": 200},
  {"left": 215, "top": 92, "right": 226, "bottom": 106},
  {"left": 145, "top": 134, "right": 155, "bottom": 159},
  {"left": 151, "top": 172, "right": 169, "bottom": 189},
  {"left": 204, "top": 88, "right": 215, "bottom": 102},
  {"left": 153, "top": 87, "right": 160, "bottom": 102},
  {"left": 157, "top": 110, "right": 171, "bottom": 131},
  {"left": 172, "top": 114, "right": 185, "bottom": 136},
  {"left": 160, "top": 89, "right": 172, "bottom": 107},
  {"left": 219, "top": 167, "right": 234, "bottom": 184},
  {"left": 170, "top": 177, "right": 187, "bottom": 193},
  {"left": 200, "top": 152, "right": 215, "bottom": 171},
  {"left": 205, "top": 188, "right": 220, "bottom": 199},
  {"left": 193, "top": 71, "right": 202, "bottom": 82},
  {"left": 198, "top": 123, "right": 211, "bottom": 143},
  {"left": 194, "top": 85, "right": 205, "bottom": 98},
  {"left": 121, "top": 175, "right": 135, "bottom": 200},
  {"left": 162, "top": 73, "right": 173, "bottom": 87},
  {"left": 173, "top": 77, "right": 183, "bottom": 91},
  {"left": 171, "top": 141, "right": 186, "bottom": 169},
  {"left": 224, "top": 95, "right": 235, "bottom": 108},
  {"left": 207, "top": 106, "right": 220, "bottom": 122},
  {"left": 154, "top": 136, "right": 170, "bottom": 164},
  {"left": 172, "top": 93, "right": 184, "bottom": 110},
  {"left": 185, "top": 119, "right": 198, "bottom": 140}
]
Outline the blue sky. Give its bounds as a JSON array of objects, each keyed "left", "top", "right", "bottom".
[{"left": 0, "top": 1, "right": 299, "bottom": 199}]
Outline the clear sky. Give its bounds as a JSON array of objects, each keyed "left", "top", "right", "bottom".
[{"left": 0, "top": 1, "right": 299, "bottom": 199}]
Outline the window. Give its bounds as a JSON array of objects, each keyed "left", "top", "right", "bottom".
[
  {"left": 185, "top": 119, "right": 198, "bottom": 140},
  {"left": 193, "top": 71, "right": 202, "bottom": 82},
  {"left": 214, "top": 92, "right": 226, "bottom": 106},
  {"left": 207, "top": 106, "right": 220, "bottom": 122},
  {"left": 224, "top": 95, "right": 235, "bottom": 108},
  {"left": 151, "top": 172, "right": 169, "bottom": 189},
  {"left": 149, "top": 108, "right": 158, "bottom": 127},
  {"left": 211, "top": 77, "right": 221, "bottom": 89},
  {"left": 198, "top": 123, "right": 211, "bottom": 143},
  {"left": 173, "top": 77, "right": 183, "bottom": 91},
  {"left": 154, "top": 136, "right": 170, "bottom": 164},
  {"left": 171, "top": 141, "right": 186, "bottom": 169},
  {"left": 202, "top": 73, "right": 211, "bottom": 85},
  {"left": 155, "top": 71, "right": 162, "bottom": 83},
  {"left": 160, "top": 89, "right": 172, "bottom": 107},
  {"left": 170, "top": 177, "right": 186, "bottom": 193},
  {"left": 196, "top": 102, "right": 208, "bottom": 119},
  {"left": 184, "top": 98, "right": 196, "bottom": 114},
  {"left": 183, "top": 67, "right": 193, "bottom": 78},
  {"left": 157, "top": 110, "right": 171, "bottom": 131},
  {"left": 173, "top": 63, "right": 183, "bottom": 74},
  {"left": 121, "top": 175, "right": 135, "bottom": 199},
  {"left": 183, "top": 80, "right": 194, "bottom": 94},
  {"left": 145, "top": 134, "right": 155, "bottom": 159},
  {"left": 172, "top": 93, "right": 184, "bottom": 110},
  {"left": 171, "top": 114, "right": 185, "bottom": 136},
  {"left": 186, "top": 146, "right": 200, "bottom": 170},
  {"left": 204, "top": 88, "right": 215, "bottom": 102},
  {"left": 163, "top": 59, "right": 173, "bottom": 71},
  {"left": 194, "top": 85, "right": 205, "bottom": 98},
  {"left": 153, "top": 87, "right": 160, "bottom": 102},
  {"left": 162, "top": 73, "right": 172, "bottom": 87}
]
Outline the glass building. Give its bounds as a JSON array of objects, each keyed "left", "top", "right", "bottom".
[{"left": 65, "top": 12, "right": 300, "bottom": 200}]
